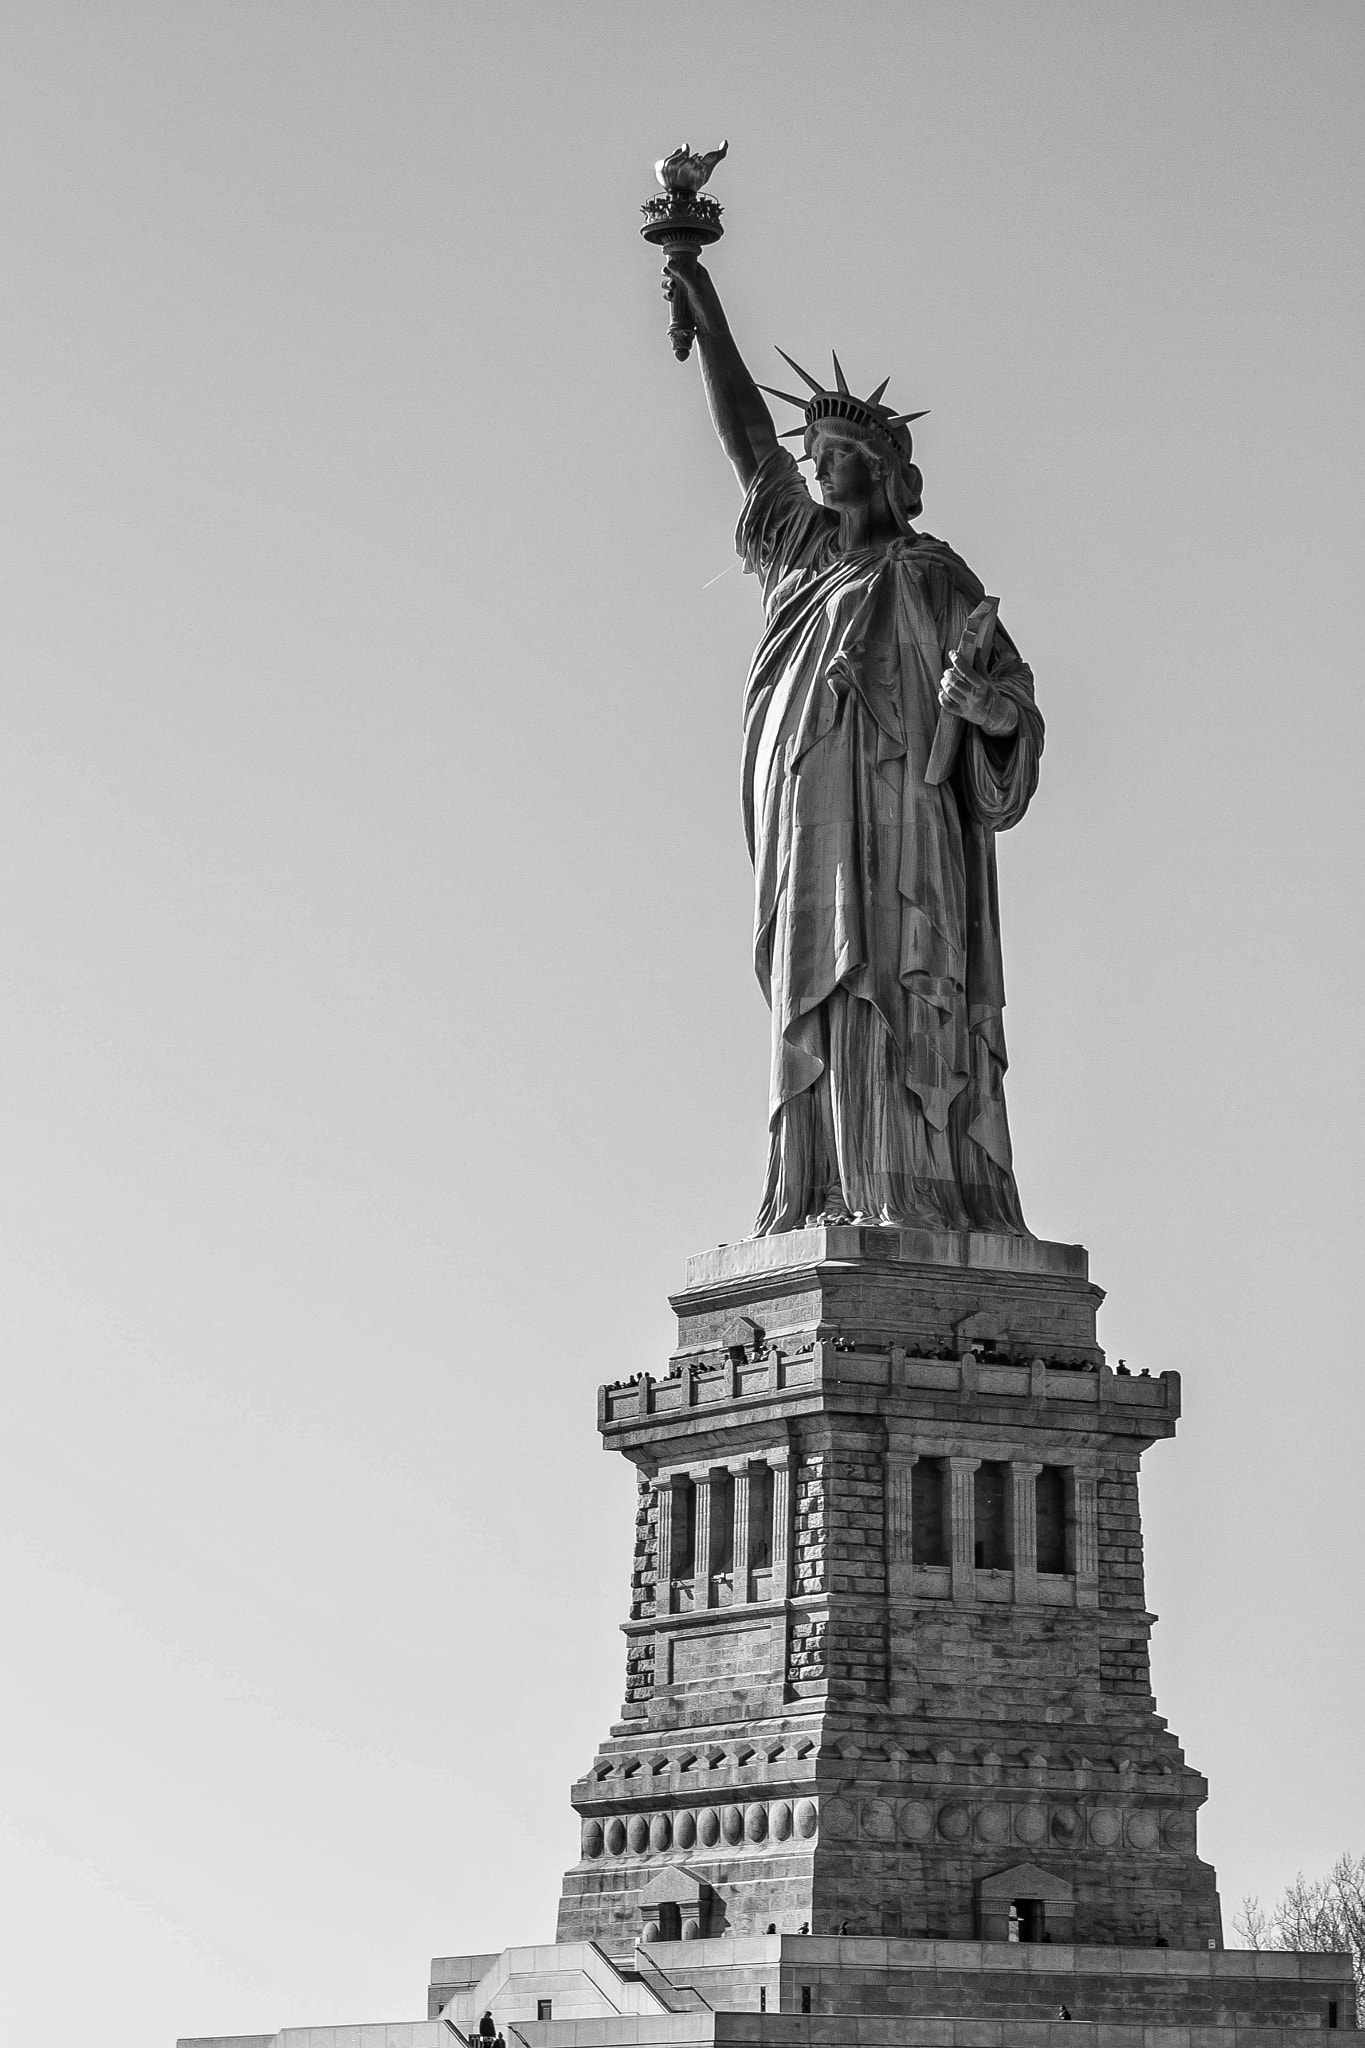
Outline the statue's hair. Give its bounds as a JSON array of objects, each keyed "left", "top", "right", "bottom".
[{"left": 805, "top": 419, "right": 923, "bottom": 526}]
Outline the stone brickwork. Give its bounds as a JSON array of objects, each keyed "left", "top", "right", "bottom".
[
  {"left": 819, "top": 1436, "right": 888, "bottom": 1705},
  {"left": 630, "top": 1474, "right": 658, "bottom": 1622},
  {"left": 786, "top": 1614, "right": 825, "bottom": 1688},
  {"left": 560, "top": 1229, "right": 1224, "bottom": 1955},
  {"left": 624, "top": 1635, "right": 655, "bottom": 1709},
  {"left": 792, "top": 1459, "right": 826, "bottom": 1596}
]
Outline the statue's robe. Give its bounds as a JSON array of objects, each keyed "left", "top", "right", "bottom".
[{"left": 737, "top": 449, "right": 1044, "bottom": 1236}]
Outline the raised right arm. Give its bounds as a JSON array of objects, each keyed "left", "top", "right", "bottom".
[{"left": 664, "top": 256, "right": 780, "bottom": 493}]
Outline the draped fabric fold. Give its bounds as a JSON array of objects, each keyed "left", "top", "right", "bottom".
[{"left": 735, "top": 449, "right": 1044, "bottom": 1236}]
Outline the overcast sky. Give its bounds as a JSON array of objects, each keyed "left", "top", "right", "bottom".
[{"left": 1, "top": 5, "right": 1362, "bottom": 2044}]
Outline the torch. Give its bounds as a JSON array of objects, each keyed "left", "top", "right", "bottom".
[{"left": 640, "top": 143, "right": 728, "bottom": 361}]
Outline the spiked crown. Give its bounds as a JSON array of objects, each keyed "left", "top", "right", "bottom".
[{"left": 758, "top": 349, "right": 928, "bottom": 469}]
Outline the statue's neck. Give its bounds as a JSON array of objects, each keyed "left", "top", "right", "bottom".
[{"left": 836, "top": 493, "right": 901, "bottom": 554}]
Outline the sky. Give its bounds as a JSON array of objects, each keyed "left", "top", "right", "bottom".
[{"left": 0, "top": 4, "right": 1361, "bottom": 2043}]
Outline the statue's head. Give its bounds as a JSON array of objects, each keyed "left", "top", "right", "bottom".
[
  {"left": 808, "top": 420, "right": 923, "bottom": 527},
  {"left": 758, "top": 349, "right": 925, "bottom": 525}
]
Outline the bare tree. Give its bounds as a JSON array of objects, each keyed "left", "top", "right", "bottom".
[{"left": 1235, "top": 1852, "right": 1365, "bottom": 2023}]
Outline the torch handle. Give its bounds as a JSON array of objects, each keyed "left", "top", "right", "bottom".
[
  {"left": 668, "top": 296, "right": 696, "bottom": 362},
  {"left": 661, "top": 235, "right": 702, "bottom": 362}
]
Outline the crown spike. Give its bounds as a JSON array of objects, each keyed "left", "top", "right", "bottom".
[
  {"left": 779, "top": 425, "right": 809, "bottom": 439},
  {"left": 888, "top": 410, "right": 930, "bottom": 426},
  {"left": 831, "top": 351, "right": 850, "bottom": 395},
  {"left": 865, "top": 376, "right": 891, "bottom": 407},
  {"left": 774, "top": 347, "right": 825, "bottom": 395},
  {"left": 756, "top": 384, "right": 815, "bottom": 411}
]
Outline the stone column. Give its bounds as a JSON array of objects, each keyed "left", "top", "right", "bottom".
[
  {"left": 885, "top": 1445, "right": 917, "bottom": 1599},
  {"left": 691, "top": 1467, "right": 716, "bottom": 1610},
  {"left": 729, "top": 1459, "right": 753, "bottom": 1605},
  {"left": 1072, "top": 1469, "right": 1099, "bottom": 1610},
  {"left": 1010, "top": 1461, "right": 1042, "bottom": 1605},
  {"left": 887, "top": 1452, "right": 916, "bottom": 1563},
  {"left": 769, "top": 1448, "right": 792, "bottom": 1601},
  {"left": 948, "top": 1457, "right": 980, "bottom": 1602}
]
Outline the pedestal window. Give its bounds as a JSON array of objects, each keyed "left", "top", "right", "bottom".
[
  {"left": 1036, "top": 1466, "right": 1068, "bottom": 1574},
  {"left": 751, "top": 1464, "right": 774, "bottom": 1568},
  {"left": 911, "top": 1457, "right": 948, "bottom": 1566},
  {"left": 973, "top": 1461, "right": 1009, "bottom": 1569},
  {"left": 681, "top": 1478, "right": 698, "bottom": 1577}
]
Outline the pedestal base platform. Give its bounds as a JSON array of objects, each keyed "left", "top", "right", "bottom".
[
  {"left": 426, "top": 1934, "right": 1355, "bottom": 2035},
  {"left": 178, "top": 1931, "right": 1357, "bottom": 2048}
]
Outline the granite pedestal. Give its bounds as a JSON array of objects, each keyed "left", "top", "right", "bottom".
[{"left": 560, "top": 1229, "right": 1219, "bottom": 1958}]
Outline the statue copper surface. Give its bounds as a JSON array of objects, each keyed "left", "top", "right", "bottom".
[{"left": 656, "top": 183, "right": 1044, "bottom": 1238}]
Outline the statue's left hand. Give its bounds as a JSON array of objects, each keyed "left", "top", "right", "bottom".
[{"left": 939, "top": 653, "right": 1019, "bottom": 736}]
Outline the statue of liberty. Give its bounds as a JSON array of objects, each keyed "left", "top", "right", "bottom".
[{"left": 663, "top": 254, "right": 1045, "bottom": 1238}]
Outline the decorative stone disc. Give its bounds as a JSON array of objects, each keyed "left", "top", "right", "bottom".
[
  {"left": 1051, "top": 1808, "right": 1080, "bottom": 1844},
  {"left": 977, "top": 1803, "right": 1010, "bottom": 1843},
  {"left": 897, "top": 1800, "right": 933, "bottom": 1842},
  {"left": 650, "top": 1813, "right": 672, "bottom": 1853},
  {"left": 1014, "top": 1804, "right": 1046, "bottom": 1845},
  {"left": 605, "top": 1817, "right": 626, "bottom": 1856},
  {"left": 1127, "top": 1811, "right": 1159, "bottom": 1851},
  {"left": 581, "top": 1819, "right": 603, "bottom": 1859},
  {"left": 627, "top": 1814, "right": 649, "bottom": 1854},
  {"left": 794, "top": 1798, "right": 819, "bottom": 1839},
  {"left": 722, "top": 1804, "right": 745, "bottom": 1846},
  {"left": 674, "top": 1810, "right": 697, "bottom": 1849},
  {"left": 770, "top": 1801, "right": 793, "bottom": 1842},
  {"left": 697, "top": 1807, "right": 720, "bottom": 1848},
  {"left": 861, "top": 1799, "right": 896, "bottom": 1841},
  {"left": 745, "top": 1803, "right": 768, "bottom": 1843},
  {"left": 937, "top": 1803, "right": 970, "bottom": 1841},
  {"left": 1162, "top": 1812, "right": 1194, "bottom": 1851},
  {"left": 1089, "top": 1809, "right": 1121, "bottom": 1848}
]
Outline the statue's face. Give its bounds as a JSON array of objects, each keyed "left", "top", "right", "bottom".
[{"left": 811, "top": 427, "right": 880, "bottom": 510}]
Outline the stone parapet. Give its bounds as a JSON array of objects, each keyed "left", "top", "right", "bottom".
[{"left": 600, "top": 1347, "right": 1177, "bottom": 1439}]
